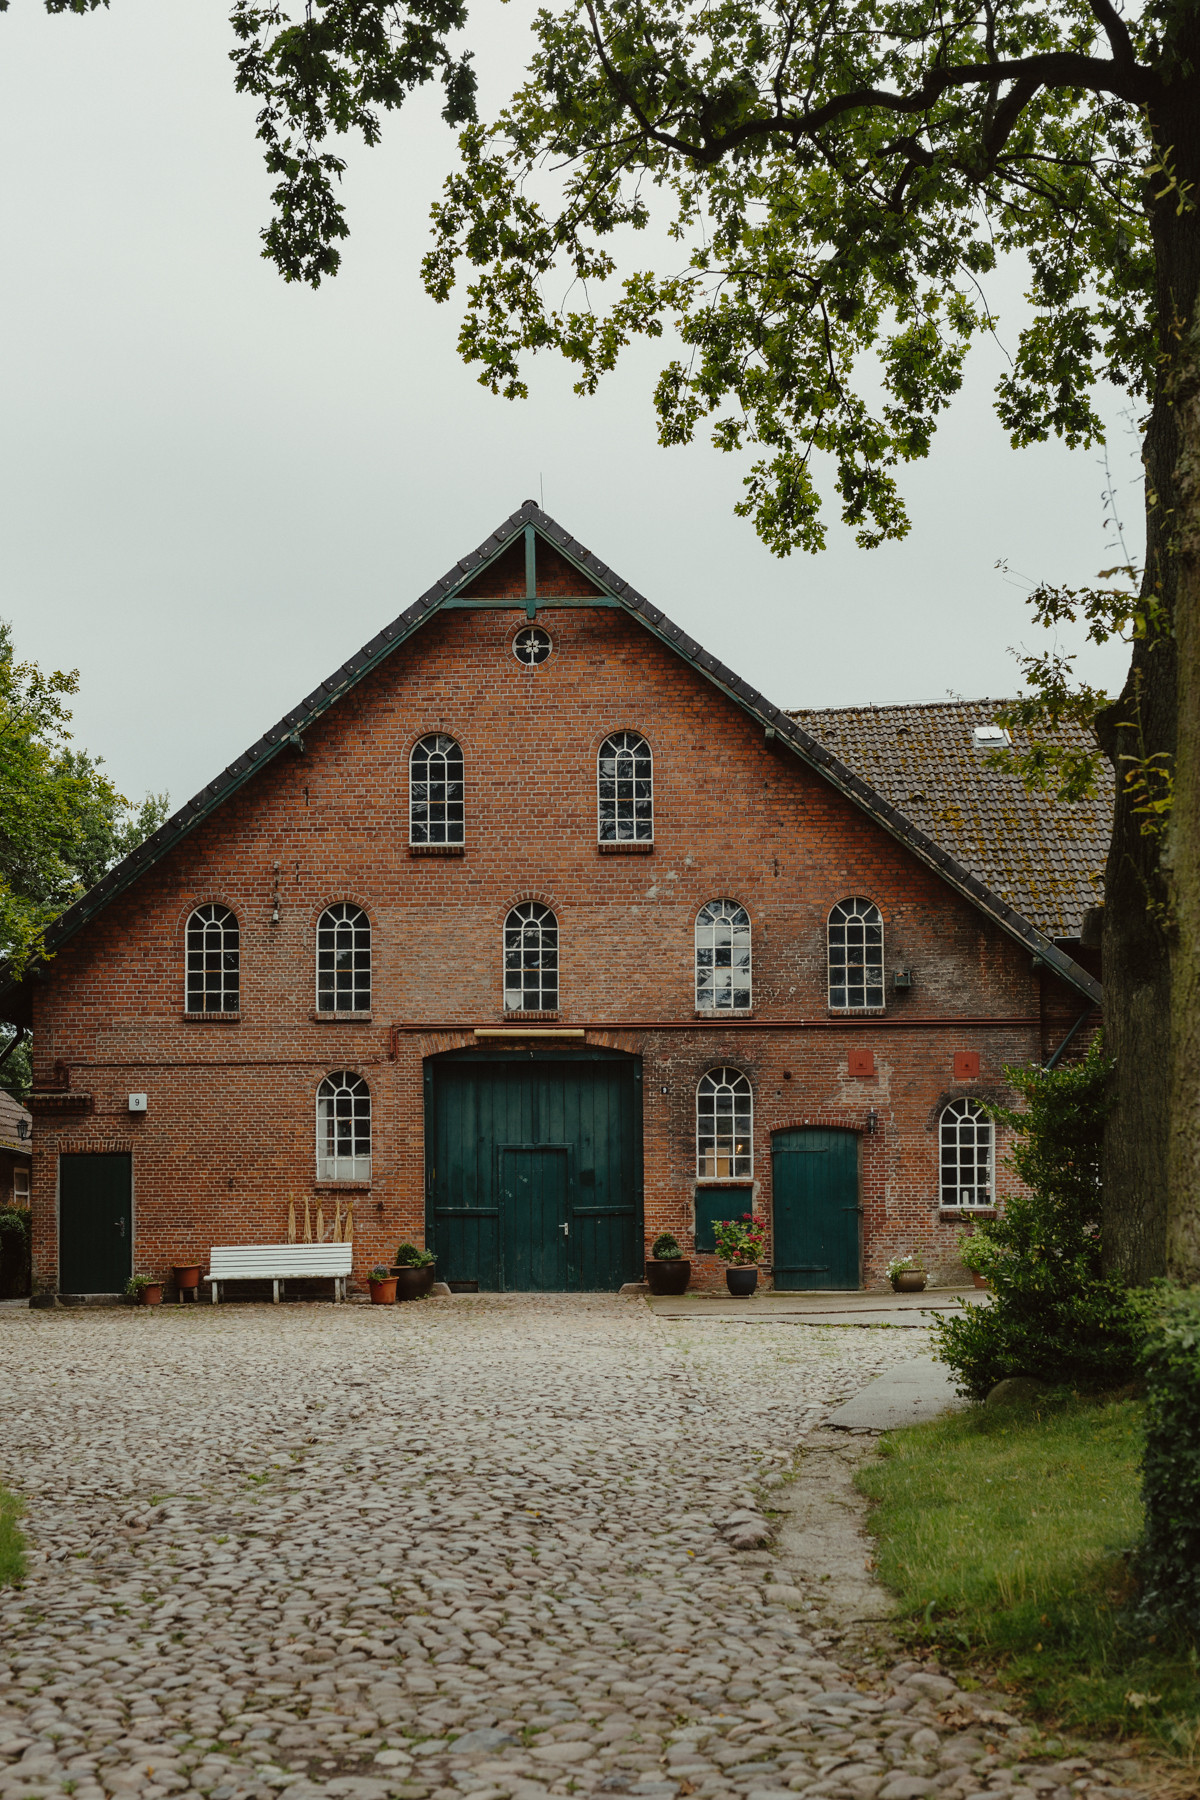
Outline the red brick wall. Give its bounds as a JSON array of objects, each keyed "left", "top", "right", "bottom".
[{"left": 28, "top": 603, "right": 1087, "bottom": 1292}]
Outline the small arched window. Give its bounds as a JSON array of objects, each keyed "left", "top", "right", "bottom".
[
  {"left": 696, "top": 900, "right": 752, "bottom": 1011},
  {"left": 940, "top": 1098, "right": 993, "bottom": 1209},
  {"left": 316, "top": 904, "right": 371, "bottom": 1013},
  {"left": 410, "top": 734, "right": 464, "bottom": 845},
  {"left": 697, "top": 1067, "right": 753, "bottom": 1178},
  {"left": 185, "top": 904, "right": 239, "bottom": 1013},
  {"left": 828, "top": 897, "right": 885, "bottom": 1010},
  {"left": 316, "top": 1072, "right": 371, "bottom": 1181},
  {"left": 598, "top": 731, "right": 653, "bottom": 842},
  {"left": 504, "top": 902, "right": 558, "bottom": 1012}
]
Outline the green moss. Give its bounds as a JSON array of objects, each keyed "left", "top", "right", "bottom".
[{"left": 857, "top": 1397, "right": 1200, "bottom": 1757}]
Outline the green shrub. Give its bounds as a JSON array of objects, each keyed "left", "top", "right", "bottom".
[
  {"left": 0, "top": 1485, "right": 25, "bottom": 1587},
  {"left": 394, "top": 1243, "right": 435, "bottom": 1267},
  {"left": 650, "top": 1233, "right": 681, "bottom": 1260},
  {"left": 933, "top": 1037, "right": 1141, "bottom": 1400},
  {"left": 1137, "top": 1286, "right": 1200, "bottom": 1639}
]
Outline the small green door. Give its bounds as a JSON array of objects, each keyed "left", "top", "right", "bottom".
[
  {"left": 59, "top": 1153, "right": 132, "bottom": 1293},
  {"left": 499, "top": 1146, "right": 569, "bottom": 1289},
  {"left": 771, "top": 1129, "right": 860, "bottom": 1290}
]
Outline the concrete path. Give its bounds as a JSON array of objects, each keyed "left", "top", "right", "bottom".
[
  {"left": 825, "top": 1357, "right": 969, "bottom": 1431},
  {"left": 648, "top": 1288, "right": 988, "bottom": 1328},
  {"left": 0, "top": 1299, "right": 1131, "bottom": 1800}
]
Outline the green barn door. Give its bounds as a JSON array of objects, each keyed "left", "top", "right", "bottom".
[
  {"left": 428, "top": 1052, "right": 642, "bottom": 1290},
  {"left": 771, "top": 1129, "right": 860, "bottom": 1290},
  {"left": 59, "top": 1153, "right": 132, "bottom": 1294}
]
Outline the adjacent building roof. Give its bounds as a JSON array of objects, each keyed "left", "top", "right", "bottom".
[
  {"left": 0, "top": 501, "right": 1102, "bottom": 1015},
  {"left": 0, "top": 1088, "right": 32, "bottom": 1156},
  {"left": 792, "top": 701, "right": 1111, "bottom": 940}
]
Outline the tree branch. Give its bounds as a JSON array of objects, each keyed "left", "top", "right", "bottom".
[{"left": 1087, "top": 0, "right": 1139, "bottom": 73}]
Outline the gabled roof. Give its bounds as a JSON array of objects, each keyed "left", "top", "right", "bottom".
[
  {"left": 792, "top": 700, "right": 1111, "bottom": 940},
  {"left": 0, "top": 1087, "right": 32, "bottom": 1154},
  {"left": 1, "top": 500, "right": 1102, "bottom": 1011}
]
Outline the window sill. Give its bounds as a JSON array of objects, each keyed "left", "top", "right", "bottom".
[
  {"left": 696, "top": 1177, "right": 754, "bottom": 1187},
  {"left": 314, "top": 1180, "right": 372, "bottom": 1191},
  {"left": 312, "top": 1011, "right": 374, "bottom": 1023},
  {"left": 409, "top": 843, "right": 465, "bottom": 857},
  {"left": 827, "top": 1007, "right": 886, "bottom": 1018},
  {"left": 503, "top": 1010, "right": 560, "bottom": 1021},
  {"left": 695, "top": 1008, "right": 754, "bottom": 1019},
  {"left": 182, "top": 1011, "right": 241, "bottom": 1023},
  {"left": 939, "top": 1206, "right": 997, "bottom": 1220},
  {"left": 597, "top": 840, "right": 654, "bottom": 854}
]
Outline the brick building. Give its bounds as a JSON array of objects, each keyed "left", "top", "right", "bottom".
[{"left": 0, "top": 502, "right": 1106, "bottom": 1298}]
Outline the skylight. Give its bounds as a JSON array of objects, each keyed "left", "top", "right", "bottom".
[{"left": 972, "top": 724, "right": 1010, "bottom": 747}]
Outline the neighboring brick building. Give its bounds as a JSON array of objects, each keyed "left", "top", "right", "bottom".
[{"left": 0, "top": 502, "right": 1105, "bottom": 1298}]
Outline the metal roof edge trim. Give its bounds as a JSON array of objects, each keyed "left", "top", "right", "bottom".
[{"left": 0, "top": 498, "right": 1102, "bottom": 1014}]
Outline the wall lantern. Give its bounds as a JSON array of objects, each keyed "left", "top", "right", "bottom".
[
  {"left": 17, "top": 1117, "right": 30, "bottom": 1140},
  {"left": 866, "top": 1109, "right": 879, "bottom": 1135}
]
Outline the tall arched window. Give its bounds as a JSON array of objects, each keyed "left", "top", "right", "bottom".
[
  {"left": 696, "top": 900, "right": 752, "bottom": 1010},
  {"left": 940, "top": 1098, "right": 994, "bottom": 1209},
  {"left": 597, "top": 731, "right": 653, "bottom": 842},
  {"left": 697, "top": 1068, "right": 753, "bottom": 1178},
  {"left": 316, "top": 904, "right": 371, "bottom": 1012},
  {"left": 504, "top": 902, "right": 558, "bottom": 1012},
  {"left": 828, "top": 897, "right": 885, "bottom": 1010},
  {"left": 410, "top": 734, "right": 464, "bottom": 845},
  {"left": 185, "top": 904, "right": 239, "bottom": 1013},
  {"left": 316, "top": 1072, "right": 372, "bottom": 1181}
]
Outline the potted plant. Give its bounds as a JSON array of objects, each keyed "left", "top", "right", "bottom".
[
  {"left": 368, "top": 1265, "right": 398, "bottom": 1304},
  {"left": 712, "top": 1214, "right": 768, "bottom": 1296},
  {"left": 957, "top": 1230, "right": 994, "bottom": 1290},
  {"left": 125, "top": 1274, "right": 163, "bottom": 1306},
  {"left": 645, "top": 1232, "right": 691, "bottom": 1295},
  {"left": 886, "top": 1253, "right": 927, "bottom": 1294},
  {"left": 173, "top": 1263, "right": 202, "bottom": 1296},
  {"left": 391, "top": 1243, "right": 437, "bottom": 1301}
]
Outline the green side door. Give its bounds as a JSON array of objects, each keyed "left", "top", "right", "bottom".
[
  {"left": 59, "top": 1153, "right": 132, "bottom": 1294},
  {"left": 771, "top": 1128, "right": 861, "bottom": 1290},
  {"left": 428, "top": 1051, "right": 642, "bottom": 1290}
]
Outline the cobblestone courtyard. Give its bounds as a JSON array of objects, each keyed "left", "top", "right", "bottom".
[{"left": 0, "top": 1299, "right": 1143, "bottom": 1800}]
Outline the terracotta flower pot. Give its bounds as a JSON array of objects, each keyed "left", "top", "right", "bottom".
[
  {"left": 173, "top": 1265, "right": 202, "bottom": 1291},
  {"left": 141, "top": 1283, "right": 163, "bottom": 1306},
  {"left": 646, "top": 1258, "right": 691, "bottom": 1295},
  {"left": 971, "top": 1272, "right": 990, "bottom": 1290},
  {"left": 725, "top": 1265, "right": 758, "bottom": 1297},
  {"left": 891, "top": 1271, "right": 927, "bottom": 1293},
  {"left": 368, "top": 1276, "right": 398, "bottom": 1305}
]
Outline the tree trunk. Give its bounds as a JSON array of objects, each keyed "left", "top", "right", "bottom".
[{"left": 1100, "top": 60, "right": 1200, "bottom": 1285}]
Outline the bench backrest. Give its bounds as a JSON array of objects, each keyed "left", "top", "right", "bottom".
[{"left": 208, "top": 1243, "right": 354, "bottom": 1278}]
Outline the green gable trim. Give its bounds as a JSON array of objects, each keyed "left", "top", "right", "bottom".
[{"left": 0, "top": 498, "right": 1101, "bottom": 1013}]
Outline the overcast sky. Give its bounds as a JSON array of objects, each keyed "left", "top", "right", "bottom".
[{"left": 0, "top": 0, "right": 1142, "bottom": 812}]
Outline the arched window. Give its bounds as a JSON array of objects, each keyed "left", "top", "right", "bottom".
[
  {"left": 185, "top": 904, "right": 239, "bottom": 1013},
  {"left": 316, "top": 904, "right": 371, "bottom": 1013},
  {"left": 597, "top": 731, "right": 653, "bottom": 842},
  {"left": 696, "top": 900, "right": 752, "bottom": 1011},
  {"left": 316, "top": 1072, "right": 371, "bottom": 1181},
  {"left": 940, "top": 1098, "right": 993, "bottom": 1209},
  {"left": 697, "top": 1068, "right": 753, "bottom": 1178},
  {"left": 504, "top": 902, "right": 558, "bottom": 1012},
  {"left": 410, "top": 734, "right": 464, "bottom": 845},
  {"left": 828, "top": 897, "right": 885, "bottom": 1010}
]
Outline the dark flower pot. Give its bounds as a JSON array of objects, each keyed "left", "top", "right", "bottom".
[
  {"left": 646, "top": 1258, "right": 691, "bottom": 1295},
  {"left": 392, "top": 1265, "right": 432, "bottom": 1302},
  {"left": 725, "top": 1266, "right": 758, "bottom": 1297},
  {"left": 892, "top": 1271, "right": 927, "bottom": 1293},
  {"left": 369, "top": 1276, "right": 398, "bottom": 1304}
]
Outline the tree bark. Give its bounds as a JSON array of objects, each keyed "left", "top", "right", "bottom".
[{"left": 1100, "top": 55, "right": 1200, "bottom": 1284}]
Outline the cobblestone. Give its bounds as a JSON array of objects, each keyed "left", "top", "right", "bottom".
[{"left": 0, "top": 1300, "right": 1142, "bottom": 1800}]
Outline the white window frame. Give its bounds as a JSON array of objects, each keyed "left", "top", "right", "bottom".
[
  {"left": 316, "top": 1072, "right": 372, "bottom": 1182},
  {"left": 940, "top": 1098, "right": 994, "bottom": 1209},
  {"left": 409, "top": 733, "right": 465, "bottom": 845},
  {"left": 696, "top": 1067, "right": 754, "bottom": 1179},
  {"left": 316, "top": 904, "right": 371, "bottom": 1013},
  {"left": 597, "top": 731, "right": 653, "bottom": 843},
  {"left": 13, "top": 1166, "right": 30, "bottom": 1204},
  {"left": 695, "top": 900, "right": 752, "bottom": 1011},
  {"left": 185, "top": 903, "right": 240, "bottom": 1014},
  {"left": 504, "top": 902, "right": 559, "bottom": 1012},
  {"left": 827, "top": 897, "right": 885, "bottom": 1010}
]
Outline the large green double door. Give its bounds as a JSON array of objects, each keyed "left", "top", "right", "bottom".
[{"left": 427, "top": 1050, "right": 642, "bottom": 1291}]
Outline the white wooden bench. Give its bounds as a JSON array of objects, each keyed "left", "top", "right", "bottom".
[{"left": 205, "top": 1243, "right": 354, "bottom": 1304}]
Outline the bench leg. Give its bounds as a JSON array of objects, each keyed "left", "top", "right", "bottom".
[
  {"left": 211, "top": 1281, "right": 219, "bottom": 1304},
  {"left": 273, "top": 1279, "right": 280, "bottom": 1305}
]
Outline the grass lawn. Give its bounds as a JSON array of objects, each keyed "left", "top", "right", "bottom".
[
  {"left": 856, "top": 1396, "right": 1200, "bottom": 1762},
  {"left": 0, "top": 1484, "right": 25, "bottom": 1586}
]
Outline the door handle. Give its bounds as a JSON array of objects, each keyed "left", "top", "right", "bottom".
[
  {"left": 559, "top": 1222, "right": 569, "bottom": 1236},
  {"left": 116, "top": 1219, "right": 126, "bottom": 1237}
]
